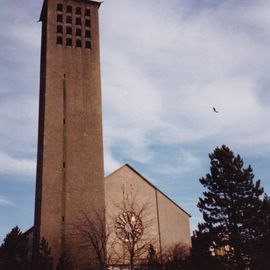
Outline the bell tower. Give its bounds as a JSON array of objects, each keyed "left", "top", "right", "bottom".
[{"left": 33, "top": 0, "right": 105, "bottom": 267}]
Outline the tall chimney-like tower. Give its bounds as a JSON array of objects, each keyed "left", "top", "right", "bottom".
[{"left": 33, "top": 0, "right": 105, "bottom": 267}]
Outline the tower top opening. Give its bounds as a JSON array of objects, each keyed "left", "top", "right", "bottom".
[{"left": 39, "top": 0, "right": 102, "bottom": 22}]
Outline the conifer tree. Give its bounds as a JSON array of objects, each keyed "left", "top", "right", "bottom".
[
  {"left": 36, "top": 238, "right": 53, "bottom": 270},
  {"left": 197, "top": 145, "right": 264, "bottom": 269},
  {"left": 251, "top": 195, "right": 270, "bottom": 269},
  {"left": 0, "top": 226, "right": 28, "bottom": 270},
  {"left": 57, "top": 252, "right": 72, "bottom": 270},
  {"left": 182, "top": 226, "right": 227, "bottom": 270}
]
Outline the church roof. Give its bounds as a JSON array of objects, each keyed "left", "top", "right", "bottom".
[
  {"left": 23, "top": 226, "right": 34, "bottom": 237},
  {"left": 105, "top": 164, "right": 191, "bottom": 217}
]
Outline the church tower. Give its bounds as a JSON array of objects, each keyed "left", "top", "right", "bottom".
[{"left": 33, "top": 0, "right": 105, "bottom": 267}]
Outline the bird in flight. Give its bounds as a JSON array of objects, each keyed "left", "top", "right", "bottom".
[{"left": 213, "top": 107, "right": 218, "bottom": 113}]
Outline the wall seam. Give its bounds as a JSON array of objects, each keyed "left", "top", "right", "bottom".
[
  {"left": 61, "top": 73, "right": 67, "bottom": 252},
  {"left": 155, "top": 189, "right": 162, "bottom": 256}
]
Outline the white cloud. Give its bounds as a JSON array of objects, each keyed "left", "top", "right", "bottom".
[
  {"left": 104, "top": 149, "right": 122, "bottom": 175},
  {"left": 152, "top": 150, "right": 202, "bottom": 176},
  {"left": 0, "top": 1, "right": 270, "bottom": 240},
  {"left": 0, "top": 152, "right": 36, "bottom": 177},
  {"left": 0, "top": 94, "right": 38, "bottom": 156},
  {"left": 0, "top": 0, "right": 268, "bottom": 180},
  {"left": 100, "top": 0, "right": 270, "bottom": 171},
  {"left": 0, "top": 196, "right": 12, "bottom": 206}
]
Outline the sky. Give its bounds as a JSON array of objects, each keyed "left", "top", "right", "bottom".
[{"left": 0, "top": 0, "right": 270, "bottom": 243}]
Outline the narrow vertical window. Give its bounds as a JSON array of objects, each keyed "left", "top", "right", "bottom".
[
  {"left": 85, "top": 30, "right": 91, "bottom": 38},
  {"left": 76, "top": 7, "right": 81, "bottom": 15},
  {"left": 76, "top": 39, "right": 82, "bottom": 48},
  {"left": 56, "top": 36, "right": 63, "bottom": 45},
  {"left": 67, "top": 5, "right": 72, "bottom": 13},
  {"left": 57, "top": 25, "right": 63, "bottom": 33},
  {"left": 57, "top": 14, "right": 63, "bottom": 22},
  {"left": 57, "top": 4, "right": 63, "bottom": 12},
  {"left": 85, "top": 9, "right": 91, "bottom": 16},
  {"left": 66, "top": 38, "right": 72, "bottom": 46},
  {"left": 76, "top": 28, "right": 82, "bottom": 36},
  {"left": 66, "top": 16, "right": 72, "bottom": 24},
  {"left": 76, "top": 17, "right": 81, "bottom": 25},
  {"left": 66, "top": 27, "right": 72, "bottom": 35},
  {"left": 85, "top": 19, "right": 91, "bottom": 27},
  {"left": 85, "top": 41, "right": 91, "bottom": 49}
]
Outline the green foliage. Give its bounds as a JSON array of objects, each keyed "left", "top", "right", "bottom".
[
  {"left": 0, "top": 226, "right": 29, "bottom": 270},
  {"left": 197, "top": 145, "right": 265, "bottom": 269}
]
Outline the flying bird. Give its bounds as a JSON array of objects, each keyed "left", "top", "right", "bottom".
[{"left": 213, "top": 107, "right": 218, "bottom": 113}]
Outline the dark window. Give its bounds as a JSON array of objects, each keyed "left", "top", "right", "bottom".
[
  {"left": 57, "top": 14, "right": 63, "bottom": 22},
  {"left": 67, "top": 5, "right": 72, "bottom": 13},
  {"left": 85, "top": 19, "right": 91, "bottom": 27},
  {"left": 76, "top": 7, "right": 81, "bottom": 15},
  {"left": 56, "top": 25, "right": 63, "bottom": 33},
  {"left": 57, "top": 4, "right": 63, "bottom": 12},
  {"left": 76, "top": 28, "right": 82, "bottom": 36},
  {"left": 66, "top": 38, "right": 72, "bottom": 46},
  {"left": 76, "top": 17, "right": 81, "bottom": 25},
  {"left": 85, "top": 30, "right": 91, "bottom": 38},
  {"left": 56, "top": 36, "right": 63, "bottom": 45},
  {"left": 66, "top": 27, "right": 72, "bottom": 35},
  {"left": 85, "top": 9, "right": 91, "bottom": 16},
  {"left": 76, "top": 39, "right": 82, "bottom": 47},
  {"left": 66, "top": 16, "right": 72, "bottom": 24},
  {"left": 85, "top": 41, "right": 91, "bottom": 49}
]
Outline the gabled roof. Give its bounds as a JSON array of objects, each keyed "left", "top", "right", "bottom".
[{"left": 105, "top": 164, "right": 191, "bottom": 217}]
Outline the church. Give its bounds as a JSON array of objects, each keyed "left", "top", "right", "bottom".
[{"left": 27, "top": 0, "right": 191, "bottom": 269}]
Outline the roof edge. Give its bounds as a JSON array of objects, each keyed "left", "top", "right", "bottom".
[
  {"left": 80, "top": 0, "right": 103, "bottom": 8},
  {"left": 105, "top": 163, "right": 192, "bottom": 218},
  {"left": 39, "top": 0, "right": 47, "bottom": 22},
  {"left": 23, "top": 226, "right": 34, "bottom": 236}
]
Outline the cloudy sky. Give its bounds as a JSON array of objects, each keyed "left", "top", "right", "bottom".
[{"left": 1, "top": 0, "right": 270, "bottom": 242}]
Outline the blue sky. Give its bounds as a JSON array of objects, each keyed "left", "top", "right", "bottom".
[{"left": 1, "top": 0, "right": 270, "bottom": 242}]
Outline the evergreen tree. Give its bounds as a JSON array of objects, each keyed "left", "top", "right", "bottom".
[
  {"left": 57, "top": 252, "right": 71, "bottom": 270},
  {"left": 197, "top": 145, "right": 264, "bottom": 269},
  {"left": 184, "top": 225, "right": 228, "bottom": 270},
  {"left": 35, "top": 238, "right": 53, "bottom": 270},
  {"left": 0, "top": 226, "right": 29, "bottom": 270},
  {"left": 251, "top": 195, "right": 270, "bottom": 269}
]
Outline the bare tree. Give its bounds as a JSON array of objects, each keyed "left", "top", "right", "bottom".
[
  {"left": 71, "top": 190, "right": 157, "bottom": 270},
  {"left": 162, "top": 243, "right": 190, "bottom": 269},
  {"left": 109, "top": 192, "right": 157, "bottom": 270},
  {"left": 72, "top": 207, "right": 111, "bottom": 270}
]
